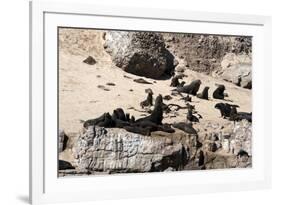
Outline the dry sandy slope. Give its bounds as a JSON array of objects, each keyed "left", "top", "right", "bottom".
[{"left": 59, "top": 29, "right": 252, "bottom": 136}]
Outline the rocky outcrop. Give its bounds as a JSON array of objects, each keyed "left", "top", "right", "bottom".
[
  {"left": 73, "top": 126, "right": 188, "bottom": 173},
  {"left": 70, "top": 120, "right": 251, "bottom": 174},
  {"left": 163, "top": 33, "right": 252, "bottom": 88},
  {"left": 104, "top": 31, "right": 175, "bottom": 79},
  {"left": 200, "top": 120, "right": 252, "bottom": 169},
  {"left": 220, "top": 53, "right": 252, "bottom": 89}
]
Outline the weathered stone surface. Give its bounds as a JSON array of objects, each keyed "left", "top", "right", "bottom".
[
  {"left": 220, "top": 53, "right": 252, "bottom": 89},
  {"left": 73, "top": 126, "right": 188, "bottom": 173},
  {"left": 163, "top": 34, "right": 251, "bottom": 75},
  {"left": 230, "top": 120, "right": 252, "bottom": 155},
  {"left": 104, "top": 31, "right": 175, "bottom": 79},
  {"left": 71, "top": 120, "right": 252, "bottom": 174}
]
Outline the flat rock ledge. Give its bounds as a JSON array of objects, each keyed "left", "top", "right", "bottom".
[
  {"left": 59, "top": 120, "right": 252, "bottom": 176},
  {"left": 73, "top": 126, "right": 188, "bottom": 173}
]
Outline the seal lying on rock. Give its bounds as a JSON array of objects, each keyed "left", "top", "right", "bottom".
[
  {"left": 228, "top": 106, "right": 252, "bottom": 122},
  {"left": 172, "top": 122, "right": 197, "bottom": 135},
  {"left": 215, "top": 103, "right": 252, "bottom": 122},
  {"left": 173, "top": 79, "right": 201, "bottom": 95},
  {"left": 136, "top": 94, "right": 164, "bottom": 125},
  {"left": 214, "top": 103, "right": 239, "bottom": 118}
]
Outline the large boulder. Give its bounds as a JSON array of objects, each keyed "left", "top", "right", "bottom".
[
  {"left": 220, "top": 53, "right": 252, "bottom": 89},
  {"left": 104, "top": 31, "right": 175, "bottom": 79},
  {"left": 73, "top": 126, "right": 188, "bottom": 173}
]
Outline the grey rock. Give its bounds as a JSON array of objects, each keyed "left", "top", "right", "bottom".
[
  {"left": 59, "top": 129, "right": 68, "bottom": 152},
  {"left": 104, "top": 31, "right": 175, "bottom": 79},
  {"left": 220, "top": 53, "right": 252, "bottom": 89},
  {"left": 74, "top": 126, "right": 188, "bottom": 173}
]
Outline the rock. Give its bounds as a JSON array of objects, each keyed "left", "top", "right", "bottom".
[
  {"left": 164, "top": 167, "right": 176, "bottom": 172},
  {"left": 230, "top": 120, "right": 252, "bottom": 155},
  {"left": 222, "top": 139, "right": 230, "bottom": 153},
  {"left": 163, "top": 34, "right": 251, "bottom": 76},
  {"left": 104, "top": 31, "right": 175, "bottom": 79},
  {"left": 59, "top": 129, "right": 68, "bottom": 152},
  {"left": 175, "top": 65, "right": 185, "bottom": 73},
  {"left": 220, "top": 53, "right": 252, "bottom": 89},
  {"left": 83, "top": 56, "right": 96, "bottom": 65},
  {"left": 133, "top": 78, "right": 153, "bottom": 84},
  {"left": 74, "top": 126, "right": 188, "bottom": 173},
  {"left": 59, "top": 160, "right": 75, "bottom": 170}
]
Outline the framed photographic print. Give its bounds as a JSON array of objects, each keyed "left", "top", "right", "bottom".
[{"left": 30, "top": 0, "right": 272, "bottom": 204}]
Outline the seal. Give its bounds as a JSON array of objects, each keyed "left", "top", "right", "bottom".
[
  {"left": 197, "top": 86, "right": 210, "bottom": 100},
  {"left": 214, "top": 103, "right": 239, "bottom": 118},
  {"left": 136, "top": 94, "right": 163, "bottom": 125},
  {"left": 186, "top": 103, "right": 202, "bottom": 122},
  {"left": 172, "top": 122, "right": 198, "bottom": 135},
  {"left": 140, "top": 89, "right": 153, "bottom": 108},
  {"left": 174, "top": 79, "right": 201, "bottom": 95},
  {"left": 213, "top": 84, "right": 226, "bottom": 99},
  {"left": 170, "top": 74, "right": 184, "bottom": 87}
]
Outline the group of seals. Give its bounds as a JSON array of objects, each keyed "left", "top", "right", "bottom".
[
  {"left": 83, "top": 95, "right": 175, "bottom": 136},
  {"left": 171, "top": 76, "right": 229, "bottom": 101}
]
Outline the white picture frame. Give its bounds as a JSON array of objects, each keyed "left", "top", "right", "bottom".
[{"left": 29, "top": 0, "right": 272, "bottom": 204}]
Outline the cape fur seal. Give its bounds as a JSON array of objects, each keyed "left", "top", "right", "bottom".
[
  {"left": 214, "top": 103, "right": 239, "bottom": 118},
  {"left": 213, "top": 84, "right": 226, "bottom": 99},
  {"left": 170, "top": 74, "right": 184, "bottom": 87},
  {"left": 140, "top": 89, "right": 153, "bottom": 108},
  {"left": 186, "top": 104, "right": 202, "bottom": 123},
  {"left": 173, "top": 79, "right": 201, "bottom": 95},
  {"left": 172, "top": 122, "right": 197, "bottom": 135},
  {"left": 197, "top": 86, "right": 209, "bottom": 100},
  {"left": 136, "top": 94, "right": 163, "bottom": 125},
  {"left": 215, "top": 103, "right": 251, "bottom": 122}
]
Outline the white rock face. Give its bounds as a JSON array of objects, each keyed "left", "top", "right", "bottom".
[{"left": 220, "top": 53, "right": 252, "bottom": 88}]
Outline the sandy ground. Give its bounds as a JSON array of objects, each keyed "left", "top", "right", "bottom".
[{"left": 58, "top": 29, "right": 251, "bottom": 136}]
